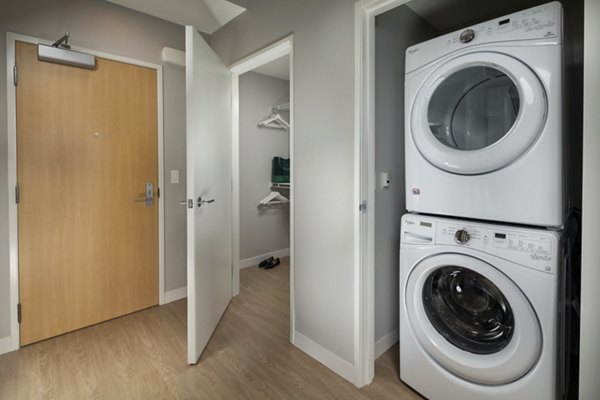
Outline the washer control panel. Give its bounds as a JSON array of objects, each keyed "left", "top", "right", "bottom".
[{"left": 401, "top": 215, "right": 559, "bottom": 275}]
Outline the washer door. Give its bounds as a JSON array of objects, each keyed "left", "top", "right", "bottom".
[
  {"left": 410, "top": 52, "right": 547, "bottom": 175},
  {"left": 405, "top": 253, "right": 542, "bottom": 385}
]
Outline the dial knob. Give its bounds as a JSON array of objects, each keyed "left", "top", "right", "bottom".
[
  {"left": 459, "top": 29, "right": 475, "bottom": 43},
  {"left": 454, "top": 229, "right": 470, "bottom": 244}
]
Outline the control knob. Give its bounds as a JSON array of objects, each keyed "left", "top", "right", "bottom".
[
  {"left": 459, "top": 29, "right": 475, "bottom": 43},
  {"left": 454, "top": 229, "right": 470, "bottom": 245}
]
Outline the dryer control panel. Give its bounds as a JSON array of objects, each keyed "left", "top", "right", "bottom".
[
  {"left": 401, "top": 214, "right": 560, "bottom": 275},
  {"left": 405, "top": 1, "right": 562, "bottom": 75}
]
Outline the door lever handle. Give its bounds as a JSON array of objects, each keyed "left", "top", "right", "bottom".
[
  {"left": 180, "top": 199, "right": 193, "bottom": 208},
  {"left": 135, "top": 183, "right": 155, "bottom": 206},
  {"left": 197, "top": 197, "right": 215, "bottom": 207}
]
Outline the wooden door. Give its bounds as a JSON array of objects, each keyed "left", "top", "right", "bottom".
[
  {"left": 185, "top": 26, "right": 232, "bottom": 363},
  {"left": 16, "top": 41, "right": 159, "bottom": 345}
]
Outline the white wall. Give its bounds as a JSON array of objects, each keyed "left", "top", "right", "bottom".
[
  {"left": 579, "top": 0, "right": 600, "bottom": 398},
  {"left": 0, "top": 0, "right": 187, "bottom": 343},
  {"left": 239, "top": 71, "right": 290, "bottom": 261},
  {"left": 210, "top": 0, "right": 357, "bottom": 370},
  {"left": 373, "top": 5, "right": 437, "bottom": 356}
]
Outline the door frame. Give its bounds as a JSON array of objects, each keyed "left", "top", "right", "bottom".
[
  {"left": 229, "top": 36, "right": 295, "bottom": 341},
  {"left": 4, "top": 32, "right": 166, "bottom": 353},
  {"left": 353, "top": 0, "right": 412, "bottom": 387}
]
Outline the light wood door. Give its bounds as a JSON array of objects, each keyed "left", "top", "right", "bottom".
[
  {"left": 16, "top": 41, "right": 159, "bottom": 345},
  {"left": 185, "top": 26, "right": 232, "bottom": 363}
]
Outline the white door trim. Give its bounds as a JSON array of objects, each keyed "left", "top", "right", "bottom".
[
  {"left": 229, "top": 36, "right": 295, "bottom": 342},
  {"left": 580, "top": 0, "right": 600, "bottom": 397},
  {"left": 4, "top": 32, "right": 166, "bottom": 354},
  {"left": 354, "top": 0, "right": 412, "bottom": 387}
]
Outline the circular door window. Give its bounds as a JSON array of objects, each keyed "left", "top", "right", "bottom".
[
  {"left": 427, "top": 66, "right": 520, "bottom": 151},
  {"left": 423, "top": 266, "right": 514, "bottom": 355},
  {"left": 405, "top": 253, "right": 542, "bottom": 385},
  {"left": 410, "top": 52, "right": 547, "bottom": 175}
]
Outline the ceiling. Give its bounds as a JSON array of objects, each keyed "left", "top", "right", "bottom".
[
  {"left": 104, "top": 0, "right": 246, "bottom": 34},
  {"left": 252, "top": 56, "right": 290, "bottom": 81},
  {"left": 405, "top": 0, "right": 547, "bottom": 33}
]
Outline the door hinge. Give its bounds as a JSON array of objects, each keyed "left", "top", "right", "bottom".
[
  {"left": 157, "top": 188, "right": 160, "bottom": 198},
  {"left": 17, "top": 303, "right": 21, "bottom": 324},
  {"left": 359, "top": 201, "right": 367, "bottom": 213},
  {"left": 15, "top": 184, "right": 20, "bottom": 204},
  {"left": 13, "top": 65, "right": 17, "bottom": 86}
]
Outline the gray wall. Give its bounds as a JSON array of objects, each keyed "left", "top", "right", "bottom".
[
  {"left": 239, "top": 71, "right": 289, "bottom": 260},
  {"left": 209, "top": 0, "right": 356, "bottom": 364},
  {"left": 163, "top": 63, "right": 188, "bottom": 291},
  {"left": 0, "top": 0, "right": 187, "bottom": 340},
  {"left": 373, "top": 6, "right": 437, "bottom": 351},
  {"left": 580, "top": 0, "right": 600, "bottom": 397}
]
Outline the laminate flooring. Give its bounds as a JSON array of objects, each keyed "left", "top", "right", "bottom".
[{"left": 0, "top": 258, "right": 424, "bottom": 399}]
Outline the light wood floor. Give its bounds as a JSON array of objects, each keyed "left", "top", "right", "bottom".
[{"left": 0, "top": 258, "right": 424, "bottom": 399}]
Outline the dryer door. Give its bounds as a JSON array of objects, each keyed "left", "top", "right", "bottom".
[
  {"left": 410, "top": 52, "right": 547, "bottom": 175},
  {"left": 404, "top": 253, "right": 542, "bottom": 385}
]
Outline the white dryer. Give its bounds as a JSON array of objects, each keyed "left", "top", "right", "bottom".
[
  {"left": 399, "top": 214, "right": 561, "bottom": 400},
  {"left": 405, "top": 2, "right": 564, "bottom": 227}
]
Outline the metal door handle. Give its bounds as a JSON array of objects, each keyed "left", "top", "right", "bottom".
[
  {"left": 180, "top": 199, "right": 193, "bottom": 208},
  {"left": 135, "top": 182, "right": 154, "bottom": 206},
  {"left": 197, "top": 197, "right": 215, "bottom": 207}
]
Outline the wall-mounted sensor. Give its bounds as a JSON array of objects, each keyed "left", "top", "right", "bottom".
[{"left": 380, "top": 172, "right": 391, "bottom": 189}]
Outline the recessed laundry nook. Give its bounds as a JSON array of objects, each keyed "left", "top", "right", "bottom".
[{"left": 365, "top": 0, "right": 583, "bottom": 399}]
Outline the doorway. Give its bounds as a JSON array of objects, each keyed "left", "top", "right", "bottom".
[
  {"left": 6, "top": 33, "right": 165, "bottom": 350},
  {"left": 230, "top": 37, "right": 295, "bottom": 340}
]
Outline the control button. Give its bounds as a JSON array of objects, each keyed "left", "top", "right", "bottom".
[
  {"left": 454, "top": 229, "right": 470, "bottom": 245},
  {"left": 460, "top": 29, "right": 475, "bottom": 43}
]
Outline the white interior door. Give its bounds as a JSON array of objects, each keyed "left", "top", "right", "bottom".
[{"left": 185, "top": 25, "right": 232, "bottom": 364}]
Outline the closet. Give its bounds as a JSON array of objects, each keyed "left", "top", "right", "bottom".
[{"left": 238, "top": 55, "right": 291, "bottom": 269}]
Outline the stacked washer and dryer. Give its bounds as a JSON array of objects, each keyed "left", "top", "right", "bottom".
[{"left": 399, "top": 2, "right": 566, "bottom": 400}]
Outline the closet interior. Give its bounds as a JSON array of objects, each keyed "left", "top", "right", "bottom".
[{"left": 238, "top": 55, "right": 291, "bottom": 271}]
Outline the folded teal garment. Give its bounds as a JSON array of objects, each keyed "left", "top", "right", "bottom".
[{"left": 272, "top": 157, "right": 290, "bottom": 183}]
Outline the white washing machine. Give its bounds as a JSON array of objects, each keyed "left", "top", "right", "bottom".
[
  {"left": 405, "top": 2, "right": 564, "bottom": 228},
  {"left": 399, "top": 214, "right": 561, "bottom": 400}
]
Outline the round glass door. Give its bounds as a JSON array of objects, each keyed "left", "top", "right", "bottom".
[
  {"left": 410, "top": 52, "right": 547, "bottom": 175},
  {"left": 427, "top": 66, "right": 520, "bottom": 151},
  {"left": 405, "top": 253, "right": 542, "bottom": 385},
  {"left": 423, "top": 266, "right": 514, "bottom": 355}
]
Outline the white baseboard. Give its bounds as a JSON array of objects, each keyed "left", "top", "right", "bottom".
[
  {"left": 239, "top": 248, "right": 290, "bottom": 269},
  {"left": 293, "top": 330, "right": 355, "bottom": 383},
  {"left": 0, "top": 336, "right": 14, "bottom": 356},
  {"left": 164, "top": 286, "right": 187, "bottom": 304},
  {"left": 374, "top": 329, "right": 398, "bottom": 360}
]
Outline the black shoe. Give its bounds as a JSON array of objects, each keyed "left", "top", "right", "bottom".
[
  {"left": 264, "top": 257, "right": 281, "bottom": 270},
  {"left": 258, "top": 257, "right": 274, "bottom": 268}
]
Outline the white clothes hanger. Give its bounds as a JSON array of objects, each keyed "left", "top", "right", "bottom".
[
  {"left": 258, "top": 107, "right": 289, "bottom": 130},
  {"left": 259, "top": 191, "right": 289, "bottom": 205}
]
